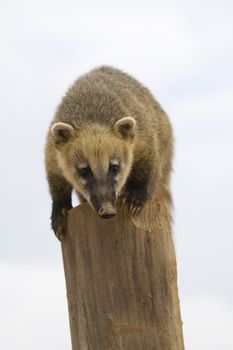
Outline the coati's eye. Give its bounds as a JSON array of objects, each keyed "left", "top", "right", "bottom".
[
  {"left": 109, "top": 163, "right": 120, "bottom": 174},
  {"left": 78, "top": 166, "right": 91, "bottom": 178}
]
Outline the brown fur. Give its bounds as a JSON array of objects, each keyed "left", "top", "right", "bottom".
[{"left": 45, "top": 66, "right": 173, "bottom": 239}]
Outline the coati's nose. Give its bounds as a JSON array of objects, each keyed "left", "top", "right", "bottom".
[{"left": 98, "top": 205, "right": 116, "bottom": 219}]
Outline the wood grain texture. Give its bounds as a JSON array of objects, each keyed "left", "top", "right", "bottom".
[{"left": 61, "top": 199, "right": 184, "bottom": 350}]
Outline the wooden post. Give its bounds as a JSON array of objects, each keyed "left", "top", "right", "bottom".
[{"left": 61, "top": 197, "right": 185, "bottom": 350}]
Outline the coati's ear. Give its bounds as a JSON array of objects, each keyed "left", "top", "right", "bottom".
[
  {"left": 114, "top": 117, "right": 136, "bottom": 139},
  {"left": 51, "top": 122, "right": 74, "bottom": 144}
]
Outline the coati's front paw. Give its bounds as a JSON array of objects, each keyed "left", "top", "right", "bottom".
[
  {"left": 124, "top": 188, "right": 148, "bottom": 215},
  {"left": 51, "top": 203, "right": 71, "bottom": 241}
]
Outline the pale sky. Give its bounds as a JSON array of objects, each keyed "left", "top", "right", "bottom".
[{"left": 0, "top": 0, "right": 233, "bottom": 349}]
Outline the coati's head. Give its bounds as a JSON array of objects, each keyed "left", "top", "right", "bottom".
[{"left": 51, "top": 117, "right": 136, "bottom": 218}]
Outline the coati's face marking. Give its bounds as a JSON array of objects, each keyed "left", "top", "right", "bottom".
[{"left": 51, "top": 117, "right": 136, "bottom": 218}]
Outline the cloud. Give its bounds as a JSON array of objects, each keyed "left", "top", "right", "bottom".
[
  {"left": 0, "top": 264, "right": 71, "bottom": 350},
  {"left": 1, "top": 0, "right": 232, "bottom": 92},
  {"left": 0, "top": 1, "right": 233, "bottom": 348},
  {"left": 182, "top": 296, "right": 233, "bottom": 350}
]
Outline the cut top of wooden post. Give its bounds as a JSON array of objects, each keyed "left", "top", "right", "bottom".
[{"left": 62, "top": 202, "right": 184, "bottom": 350}]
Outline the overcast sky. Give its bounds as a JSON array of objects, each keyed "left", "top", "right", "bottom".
[{"left": 0, "top": 0, "right": 233, "bottom": 349}]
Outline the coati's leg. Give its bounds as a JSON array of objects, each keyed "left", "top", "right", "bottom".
[
  {"left": 47, "top": 172, "right": 72, "bottom": 240},
  {"left": 124, "top": 151, "right": 161, "bottom": 213},
  {"left": 124, "top": 160, "right": 150, "bottom": 212}
]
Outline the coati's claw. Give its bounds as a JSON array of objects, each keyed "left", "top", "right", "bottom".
[
  {"left": 133, "top": 205, "right": 141, "bottom": 215},
  {"left": 55, "top": 226, "right": 65, "bottom": 241},
  {"left": 130, "top": 202, "right": 143, "bottom": 216},
  {"left": 127, "top": 199, "right": 143, "bottom": 215},
  {"left": 122, "top": 197, "right": 126, "bottom": 208},
  {"left": 124, "top": 188, "right": 147, "bottom": 215},
  {"left": 131, "top": 205, "right": 136, "bottom": 215},
  {"left": 51, "top": 207, "right": 70, "bottom": 241},
  {"left": 53, "top": 220, "right": 66, "bottom": 241},
  {"left": 136, "top": 206, "right": 142, "bottom": 214}
]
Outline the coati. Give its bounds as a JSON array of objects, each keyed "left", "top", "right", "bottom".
[{"left": 45, "top": 66, "right": 173, "bottom": 240}]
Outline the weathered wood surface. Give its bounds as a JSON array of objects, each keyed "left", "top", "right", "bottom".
[{"left": 61, "top": 200, "right": 184, "bottom": 350}]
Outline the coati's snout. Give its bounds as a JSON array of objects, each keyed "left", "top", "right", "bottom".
[
  {"left": 98, "top": 205, "right": 117, "bottom": 219},
  {"left": 90, "top": 186, "right": 117, "bottom": 219}
]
